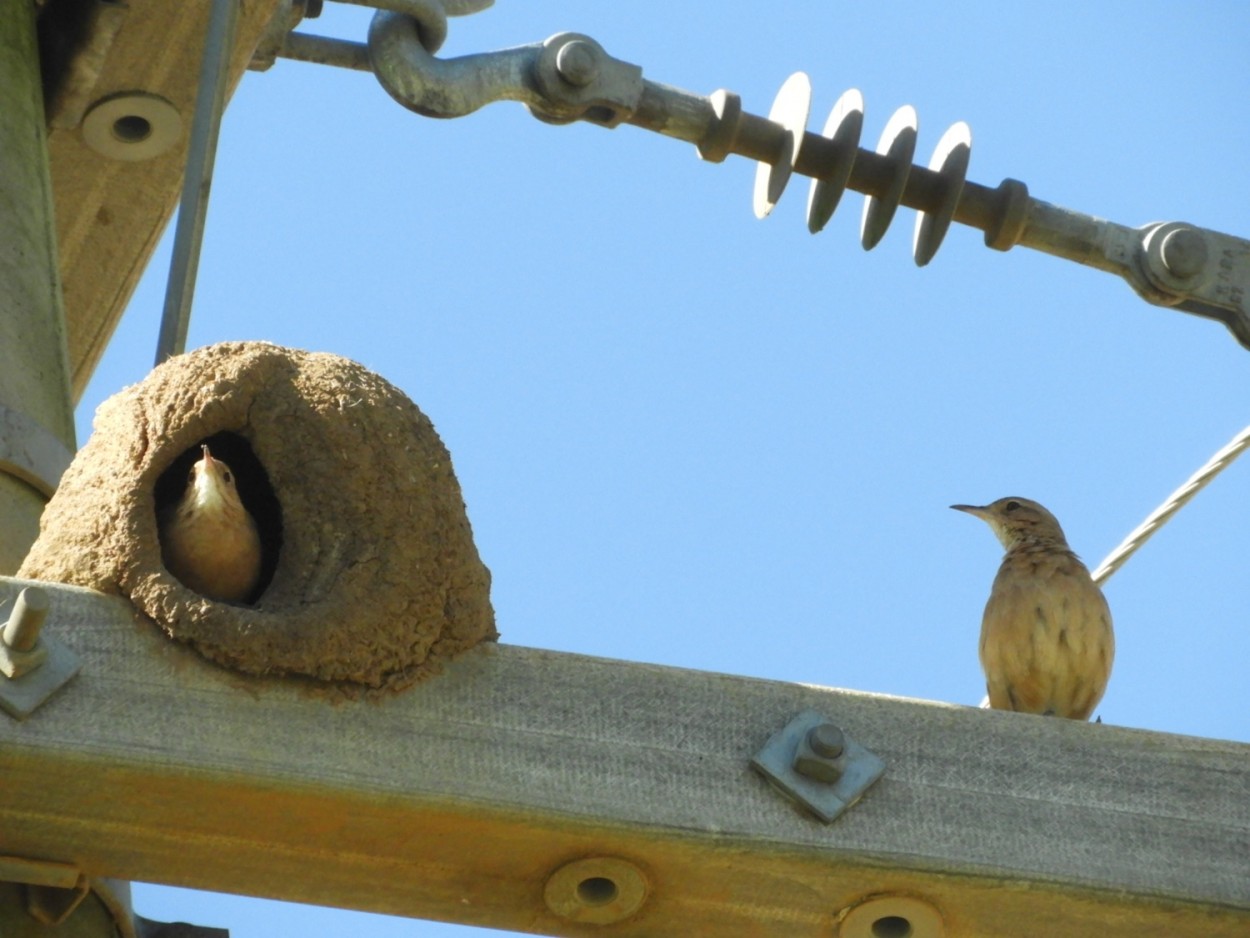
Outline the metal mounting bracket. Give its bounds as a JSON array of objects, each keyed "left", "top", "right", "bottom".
[
  {"left": 751, "top": 709, "right": 885, "bottom": 823},
  {"left": 0, "top": 853, "right": 89, "bottom": 925},
  {"left": 0, "top": 403, "right": 74, "bottom": 498}
]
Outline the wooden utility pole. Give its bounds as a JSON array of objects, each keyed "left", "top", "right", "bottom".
[
  {"left": 0, "top": 1, "right": 124, "bottom": 933},
  {"left": 0, "top": 1, "right": 275, "bottom": 934},
  {"left": 0, "top": 0, "right": 76, "bottom": 574}
]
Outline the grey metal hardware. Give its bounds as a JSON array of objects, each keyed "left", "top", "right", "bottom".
[
  {"left": 0, "top": 586, "right": 82, "bottom": 720},
  {"left": 262, "top": 6, "right": 1249, "bottom": 349},
  {"left": 250, "top": 0, "right": 492, "bottom": 73},
  {"left": 751, "top": 709, "right": 885, "bottom": 823}
]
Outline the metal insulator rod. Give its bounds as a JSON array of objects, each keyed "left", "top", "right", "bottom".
[
  {"left": 296, "top": 11, "right": 1250, "bottom": 346},
  {"left": 283, "top": 33, "right": 372, "bottom": 71}
]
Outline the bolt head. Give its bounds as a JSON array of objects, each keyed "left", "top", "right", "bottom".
[
  {"left": 1160, "top": 227, "right": 1208, "bottom": 279},
  {"left": 792, "top": 723, "right": 847, "bottom": 784},
  {"left": 4, "top": 586, "right": 49, "bottom": 652},
  {"left": 556, "top": 40, "right": 600, "bottom": 88},
  {"left": 807, "top": 723, "right": 845, "bottom": 758}
]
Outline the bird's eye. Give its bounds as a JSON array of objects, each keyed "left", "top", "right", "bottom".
[
  {"left": 1005, "top": 500, "right": 1021, "bottom": 511},
  {"left": 222, "top": 470, "right": 233, "bottom": 484}
]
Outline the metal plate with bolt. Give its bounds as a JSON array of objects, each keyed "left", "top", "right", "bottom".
[
  {"left": 0, "top": 587, "right": 82, "bottom": 720},
  {"left": 0, "top": 857, "right": 91, "bottom": 930},
  {"left": 751, "top": 709, "right": 885, "bottom": 823}
]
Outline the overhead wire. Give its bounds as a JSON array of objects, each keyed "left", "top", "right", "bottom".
[{"left": 1092, "top": 423, "right": 1250, "bottom": 584}]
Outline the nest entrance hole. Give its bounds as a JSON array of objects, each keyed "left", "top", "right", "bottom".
[{"left": 153, "top": 431, "right": 284, "bottom": 602}]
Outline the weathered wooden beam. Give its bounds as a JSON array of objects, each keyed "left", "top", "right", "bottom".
[
  {"left": 41, "top": 0, "right": 284, "bottom": 400},
  {"left": 0, "top": 574, "right": 1247, "bottom": 937}
]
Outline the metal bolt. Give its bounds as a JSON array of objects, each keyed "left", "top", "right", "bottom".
[
  {"left": 793, "top": 722, "right": 846, "bottom": 783},
  {"left": 1160, "top": 227, "right": 1208, "bottom": 280},
  {"left": 4, "top": 587, "right": 49, "bottom": 653},
  {"left": 556, "top": 40, "right": 600, "bottom": 88},
  {"left": 807, "top": 723, "right": 845, "bottom": 759}
]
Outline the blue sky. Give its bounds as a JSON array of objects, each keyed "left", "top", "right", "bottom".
[{"left": 75, "top": 2, "right": 1249, "bottom": 934}]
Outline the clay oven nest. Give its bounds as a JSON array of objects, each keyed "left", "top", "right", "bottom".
[{"left": 19, "top": 342, "right": 496, "bottom": 692}]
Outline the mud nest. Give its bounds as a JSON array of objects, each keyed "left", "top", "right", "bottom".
[{"left": 19, "top": 341, "right": 496, "bottom": 692}]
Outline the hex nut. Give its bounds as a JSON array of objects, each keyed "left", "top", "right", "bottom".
[
  {"left": 556, "top": 39, "right": 600, "bottom": 87},
  {"left": 808, "top": 723, "right": 846, "bottom": 758},
  {"left": 1160, "top": 228, "right": 1208, "bottom": 280}
]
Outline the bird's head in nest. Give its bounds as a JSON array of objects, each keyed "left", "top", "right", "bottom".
[
  {"left": 950, "top": 497, "right": 1069, "bottom": 550},
  {"left": 171, "top": 445, "right": 248, "bottom": 525},
  {"left": 182, "top": 444, "right": 245, "bottom": 516}
]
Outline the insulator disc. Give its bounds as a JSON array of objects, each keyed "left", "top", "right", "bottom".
[
  {"left": 698, "top": 90, "right": 743, "bottom": 164},
  {"left": 753, "top": 72, "right": 812, "bottom": 219},
  {"left": 806, "top": 88, "right": 864, "bottom": 234},
  {"left": 860, "top": 104, "right": 917, "bottom": 249},
  {"left": 913, "top": 121, "right": 971, "bottom": 266}
]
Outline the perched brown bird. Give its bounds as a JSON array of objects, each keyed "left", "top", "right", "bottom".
[
  {"left": 161, "top": 444, "right": 262, "bottom": 603},
  {"left": 952, "top": 497, "right": 1114, "bottom": 720}
]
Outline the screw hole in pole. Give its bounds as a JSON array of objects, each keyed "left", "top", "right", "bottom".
[
  {"left": 112, "top": 115, "right": 153, "bottom": 143},
  {"left": 544, "top": 858, "right": 647, "bottom": 924},
  {"left": 872, "top": 915, "right": 913, "bottom": 938},
  {"left": 839, "top": 895, "right": 942, "bottom": 938},
  {"left": 576, "top": 876, "right": 619, "bottom": 906}
]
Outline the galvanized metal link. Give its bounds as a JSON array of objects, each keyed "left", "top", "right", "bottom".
[
  {"left": 367, "top": 15, "right": 1250, "bottom": 347},
  {"left": 368, "top": 18, "right": 644, "bottom": 127},
  {"left": 252, "top": 3, "right": 1250, "bottom": 348}
]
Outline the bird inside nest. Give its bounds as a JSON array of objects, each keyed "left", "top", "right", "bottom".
[
  {"left": 160, "top": 444, "right": 263, "bottom": 604},
  {"left": 952, "top": 497, "right": 1114, "bottom": 721}
]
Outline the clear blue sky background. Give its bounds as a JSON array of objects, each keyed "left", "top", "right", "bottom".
[{"left": 73, "top": 1, "right": 1249, "bottom": 934}]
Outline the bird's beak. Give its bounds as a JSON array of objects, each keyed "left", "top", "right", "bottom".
[
  {"left": 950, "top": 503, "right": 989, "bottom": 520},
  {"left": 201, "top": 444, "right": 213, "bottom": 465}
]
